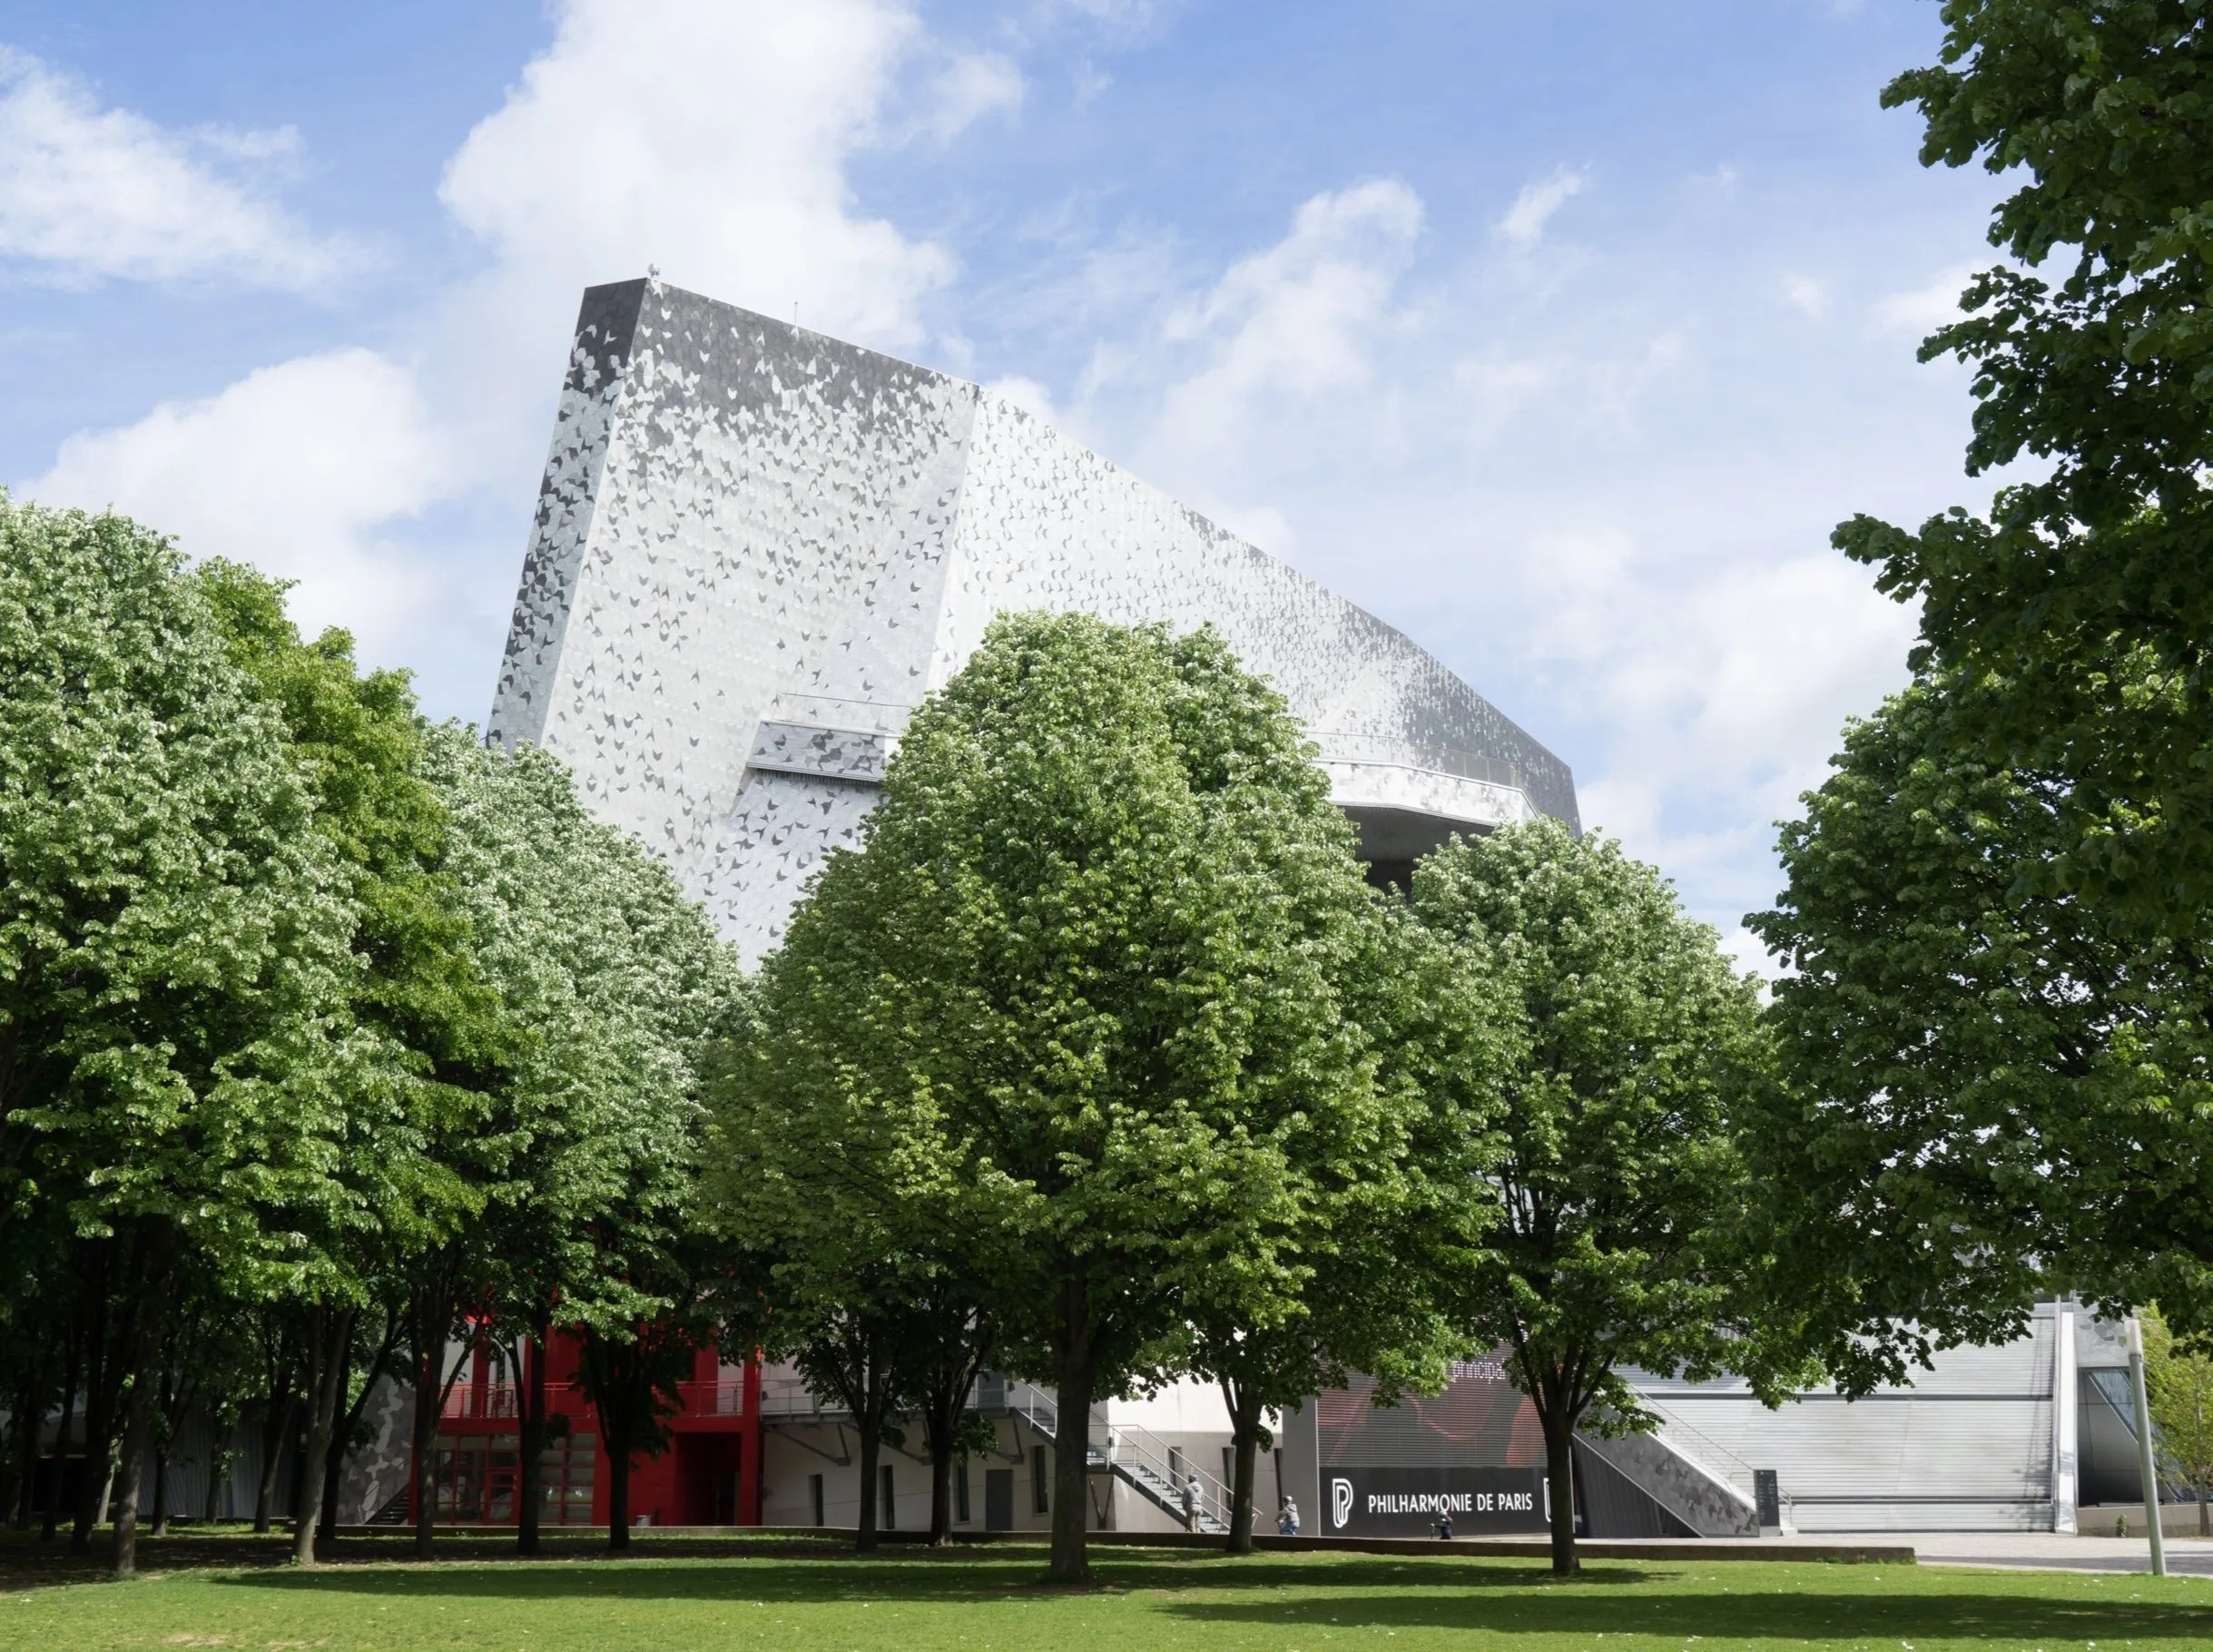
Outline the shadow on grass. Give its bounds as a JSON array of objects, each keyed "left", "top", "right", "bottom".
[
  {"left": 199, "top": 1553, "right": 2213, "bottom": 1642},
  {"left": 212, "top": 1555, "right": 1643, "bottom": 1605},
  {"left": 1160, "top": 1587, "right": 2213, "bottom": 1643}
]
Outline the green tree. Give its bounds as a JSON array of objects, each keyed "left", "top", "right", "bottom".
[
  {"left": 572, "top": 1279, "right": 713, "bottom": 1550},
  {"left": 1181, "top": 900, "right": 1491, "bottom": 1553},
  {"left": 1415, "top": 820, "right": 1779, "bottom": 1575},
  {"left": 190, "top": 562, "right": 502, "bottom": 1568},
  {"left": 0, "top": 498, "right": 363, "bottom": 1575},
  {"left": 1746, "top": 665, "right": 2213, "bottom": 1373},
  {"left": 2144, "top": 1306, "right": 2213, "bottom": 1537},
  {"left": 427, "top": 727, "right": 739, "bottom": 1555},
  {"left": 705, "top": 940, "right": 1001, "bottom": 1551},
  {"left": 1837, "top": 3, "right": 2213, "bottom": 931},
  {"left": 724, "top": 612, "right": 1384, "bottom": 1581}
]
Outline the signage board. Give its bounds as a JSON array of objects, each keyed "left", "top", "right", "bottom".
[{"left": 1322, "top": 1466, "right": 1548, "bottom": 1537}]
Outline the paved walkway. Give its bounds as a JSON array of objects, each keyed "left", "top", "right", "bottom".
[{"left": 1902, "top": 1530, "right": 2213, "bottom": 1576}]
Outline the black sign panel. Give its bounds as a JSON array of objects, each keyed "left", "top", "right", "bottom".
[{"left": 1323, "top": 1466, "right": 1549, "bottom": 1537}]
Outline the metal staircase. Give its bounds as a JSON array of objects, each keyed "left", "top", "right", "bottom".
[{"left": 999, "top": 1380, "right": 1231, "bottom": 1534}]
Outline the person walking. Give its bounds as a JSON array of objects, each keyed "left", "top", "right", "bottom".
[
  {"left": 1181, "top": 1473, "right": 1201, "bottom": 1530},
  {"left": 1278, "top": 1497, "right": 1300, "bottom": 1538}
]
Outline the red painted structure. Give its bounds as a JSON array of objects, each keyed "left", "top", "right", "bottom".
[{"left": 412, "top": 1332, "right": 764, "bottom": 1529}]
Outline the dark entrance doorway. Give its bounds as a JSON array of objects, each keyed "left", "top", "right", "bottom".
[
  {"left": 676, "top": 1434, "right": 742, "bottom": 1525},
  {"left": 985, "top": 1468, "right": 1015, "bottom": 1530}
]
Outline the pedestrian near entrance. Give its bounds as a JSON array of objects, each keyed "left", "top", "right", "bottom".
[
  {"left": 1432, "top": 1513, "right": 1453, "bottom": 1539},
  {"left": 1278, "top": 1498, "right": 1299, "bottom": 1538},
  {"left": 1181, "top": 1473, "right": 1201, "bottom": 1529}
]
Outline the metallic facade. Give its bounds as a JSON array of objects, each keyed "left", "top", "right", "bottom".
[{"left": 490, "top": 277, "right": 1578, "bottom": 960}]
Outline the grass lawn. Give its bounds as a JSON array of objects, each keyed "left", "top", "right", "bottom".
[{"left": 3, "top": 1540, "right": 2211, "bottom": 1652}]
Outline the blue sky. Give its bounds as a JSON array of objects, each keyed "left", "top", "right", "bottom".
[{"left": 1, "top": 0, "right": 2011, "bottom": 965}]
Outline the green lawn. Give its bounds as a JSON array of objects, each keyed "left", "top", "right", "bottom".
[{"left": 3, "top": 1543, "right": 2210, "bottom": 1651}]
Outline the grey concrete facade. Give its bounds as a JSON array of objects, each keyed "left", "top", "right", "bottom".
[{"left": 489, "top": 277, "right": 1577, "bottom": 961}]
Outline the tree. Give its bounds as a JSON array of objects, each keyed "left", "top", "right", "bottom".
[
  {"left": 572, "top": 1298, "right": 709, "bottom": 1549},
  {"left": 194, "top": 563, "right": 515, "bottom": 1562},
  {"left": 1415, "top": 819, "right": 1779, "bottom": 1575},
  {"left": 427, "top": 727, "right": 739, "bottom": 1555},
  {"left": 2145, "top": 1306, "right": 2213, "bottom": 1538},
  {"left": 704, "top": 956, "right": 1001, "bottom": 1552},
  {"left": 0, "top": 498, "right": 364, "bottom": 1576},
  {"left": 1181, "top": 900, "right": 1489, "bottom": 1554},
  {"left": 1836, "top": 4, "right": 2213, "bottom": 932},
  {"left": 725, "top": 613, "right": 1383, "bottom": 1582},
  {"left": 1746, "top": 665, "right": 2213, "bottom": 1371}
]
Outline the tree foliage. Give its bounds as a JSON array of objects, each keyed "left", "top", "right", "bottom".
[
  {"left": 2146, "top": 1304, "right": 2213, "bottom": 1536},
  {"left": 713, "top": 612, "right": 1386, "bottom": 1579},
  {"left": 1748, "top": 663, "right": 2213, "bottom": 1362},
  {"left": 0, "top": 497, "right": 364, "bottom": 1571},
  {"left": 1840, "top": 1, "right": 2213, "bottom": 926},
  {"left": 1415, "top": 819, "right": 1778, "bottom": 1575},
  {"left": 1, "top": 497, "right": 739, "bottom": 1568}
]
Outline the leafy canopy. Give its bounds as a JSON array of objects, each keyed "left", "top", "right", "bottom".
[
  {"left": 723, "top": 611, "right": 1387, "bottom": 1578},
  {"left": 1841, "top": 2, "right": 2213, "bottom": 924},
  {"left": 1748, "top": 662, "right": 2213, "bottom": 1359}
]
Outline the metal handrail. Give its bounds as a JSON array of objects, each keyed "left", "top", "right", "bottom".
[
  {"left": 1631, "top": 1394, "right": 1766, "bottom": 1503},
  {"left": 676, "top": 1381, "right": 750, "bottom": 1418},
  {"left": 1104, "top": 1420, "right": 1234, "bottom": 1530},
  {"left": 442, "top": 1383, "right": 520, "bottom": 1421}
]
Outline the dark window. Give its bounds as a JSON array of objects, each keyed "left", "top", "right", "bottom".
[
  {"left": 1032, "top": 1446, "right": 1050, "bottom": 1514},
  {"left": 881, "top": 1462, "right": 897, "bottom": 1529},
  {"left": 810, "top": 1472, "right": 824, "bottom": 1528},
  {"left": 956, "top": 1459, "right": 970, "bottom": 1523}
]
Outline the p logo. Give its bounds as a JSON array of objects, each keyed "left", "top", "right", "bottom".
[{"left": 1331, "top": 1478, "right": 1353, "bottom": 1529}]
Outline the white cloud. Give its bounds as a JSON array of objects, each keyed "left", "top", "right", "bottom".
[
  {"left": 1874, "top": 263, "right": 1976, "bottom": 334},
  {"left": 985, "top": 373, "right": 1061, "bottom": 424},
  {"left": 1151, "top": 181, "right": 1421, "bottom": 465},
  {"left": 0, "top": 47, "right": 350, "bottom": 287},
  {"left": 25, "top": 0, "right": 967, "bottom": 693},
  {"left": 26, "top": 349, "right": 454, "bottom": 657},
  {"left": 927, "top": 52, "right": 1024, "bottom": 140},
  {"left": 439, "top": 0, "right": 950, "bottom": 355},
  {"left": 1782, "top": 274, "right": 1826, "bottom": 318},
  {"left": 1497, "top": 165, "right": 1587, "bottom": 249}
]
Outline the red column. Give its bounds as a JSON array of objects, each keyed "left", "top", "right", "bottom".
[{"left": 740, "top": 1353, "right": 764, "bottom": 1525}]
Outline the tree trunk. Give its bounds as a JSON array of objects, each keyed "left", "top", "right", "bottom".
[
  {"left": 411, "top": 1342, "right": 445, "bottom": 1558},
  {"left": 1540, "top": 1405, "right": 1578, "bottom": 1575},
  {"left": 253, "top": 1389, "right": 293, "bottom": 1534},
  {"left": 854, "top": 1409, "right": 882, "bottom": 1552},
  {"left": 291, "top": 1308, "right": 352, "bottom": 1568},
  {"left": 12, "top": 1356, "right": 51, "bottom": 1530},
  {"left": 10, "top": 1391, "right": 36, "bottom": 1530},
  {"left": 204, "top": 1435, "right": 231, "bottom": 1523},
  {"left": 109, "top": 1317, "right": 160, "bottom": 1577},
  {"left": 607, "top": 1430, "right": 632, "bottom": 1551},
  {"left": 41, "top": 1332, "right": 78, "bottom": 1543},
  {"left": 149, "top": 1366, "right": 174, "bottom": 1536},
  {"left": 516, "top": 1330, "right": 547, "bottom": 1556},
  {"left": 1049, "top": 1294, "right": 1096, "bottom": 1586},
  {"left": 928, "top": 1413, "right": 954, "bottom": 1546},
  {"left": 1223, "top": 1379, "right": 1264, "bottom": 1556},
  {"left": 71, "top": 1279, "right": 113, "bottom": 1554}
]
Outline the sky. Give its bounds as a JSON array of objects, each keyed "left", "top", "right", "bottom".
[{"left": 0, "top": 0, "right": 2016, "bottom": 968}]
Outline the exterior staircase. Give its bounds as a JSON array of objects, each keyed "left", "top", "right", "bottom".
[{"left": 998, "top": 1380, "right": 1231, "bottom": 1534}]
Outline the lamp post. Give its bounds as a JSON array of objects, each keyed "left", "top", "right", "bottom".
[{"left": 2127, "top": 1315, "right": 2167, "bottom": 1578}]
